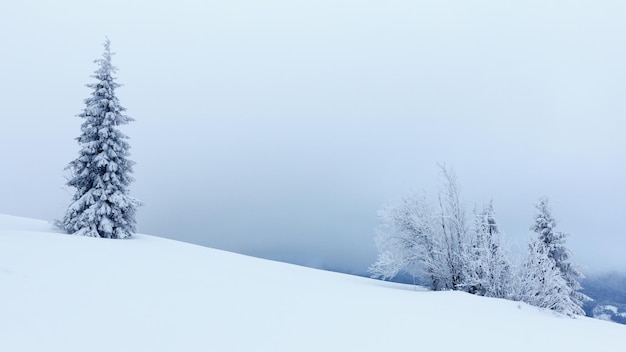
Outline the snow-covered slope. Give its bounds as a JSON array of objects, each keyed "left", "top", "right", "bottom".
[{"left": 1, "top": 214, "right": 625, "bottom": 352}]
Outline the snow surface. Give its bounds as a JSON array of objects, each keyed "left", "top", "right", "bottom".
[{"left": 1, "top": 214, "right": 625, "bottom": 352}]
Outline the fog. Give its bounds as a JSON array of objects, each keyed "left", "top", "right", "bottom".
[{"left": 1, "top": 1, "right": 625, "bottom": 274}]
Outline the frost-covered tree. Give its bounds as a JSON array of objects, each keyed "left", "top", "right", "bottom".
[
  {"left": 369, "top": 192, "right": 448, "bottom": 288},
  {"left": 435, "top": 166, "right": 471, "bottom": 291},
  {"left": 530, "top": 197, "right": 590, "bottom": 313},
  {"left": 464, "top": 206, "right": 489, "bottom": 294},
  {"left": 59, "top": 38, "right": 141, "bottom": 239},
  {"left": 517, "top": 237, "right": 585, "bottom": 317},
  {"left": 369, "top": 192, "right": 424, "bottom": 281},
  {"left": 465, "top": 201, "right": 512, "bottom": 298},
  {"left": 370, "top": 166, "right": 477, "bottom": 291},
  {"left": 370, "top": 166, "right": 518, "bottom": 297}
]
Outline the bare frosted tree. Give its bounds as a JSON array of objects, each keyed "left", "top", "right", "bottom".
[
  {"left": 370, "top": 166, "right": 477, "bottom": 291},
  {"left": 369, "top": 192, "right": 436, "bottom": 285},
  {"left": 436, "top": 166, "right": 469, "bottom": 290}
]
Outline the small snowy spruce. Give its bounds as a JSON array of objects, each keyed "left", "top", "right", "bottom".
[
  {"left": 59, "top": 38, "right": 141, "bottom": 239},
  {"left": 528, "top": 197, "right": 590, "bottom": 314},
  {"left": 465, "top": 201, "right": 512, "bottom": 298},
  {"left": 517, "top": 237, "right": 584, "bottom": 317}
]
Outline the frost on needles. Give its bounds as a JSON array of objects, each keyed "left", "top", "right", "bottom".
[{"left": 59, "top": 38, "right": 141, "bottom": 239}]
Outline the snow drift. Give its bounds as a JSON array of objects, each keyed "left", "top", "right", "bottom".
[{"left": 1, "top": 214, "right": 624, "bottom": 351}]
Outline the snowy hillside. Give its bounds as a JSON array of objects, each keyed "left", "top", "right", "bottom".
[{"left": 1, "top": 214, "right": 625, "bottom": 352}]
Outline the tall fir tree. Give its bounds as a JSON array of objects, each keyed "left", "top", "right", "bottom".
[
  {"left": 60, "top": 38, "right": 141, "bottom": 239},
  {"left": 530, "top": 197, "right": 590, "bottom": 314}
]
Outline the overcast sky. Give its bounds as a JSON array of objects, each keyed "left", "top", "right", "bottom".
[{"left": 1, "top": 0, "right": 625, "bottom": 275}]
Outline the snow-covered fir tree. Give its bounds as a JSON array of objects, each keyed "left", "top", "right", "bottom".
[
  {"left": 530, "top": 197, "right": 590, "bottom": 313},
  {"left": 517, "top": 237, "right": 585, "bottom": 317},
  {"left": 60, "top": 38, "right": 141, "bottom": 239},
  {"left": 464, "top": 205, "right": 489, "bottom": 295},
  {"left": 465, "top": 201, "right": 512, "bottom": 298}
]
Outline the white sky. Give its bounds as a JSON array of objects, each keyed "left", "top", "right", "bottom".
[{"left": 1, "top": 0, "right": 625, "bottom": 274}]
